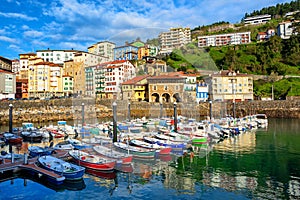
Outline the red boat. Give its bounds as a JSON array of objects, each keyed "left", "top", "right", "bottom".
[
  {"left": 69, "top": 150, "right": 116, "bottom": 171},
  {"left": 3, "top": 133, "right": 23, "bottom": 145},
  {"left": 158, "top": 147, "right": 172, "bottom": 155},
  {"left": 85, "top": 169, "right": 117, "bottom": 180}
]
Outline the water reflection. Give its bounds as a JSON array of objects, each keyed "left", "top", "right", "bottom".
[{"left": 0, "top": 119, "right": 300, "bottom": 199}]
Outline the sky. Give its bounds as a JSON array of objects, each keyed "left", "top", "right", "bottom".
[{"left": 0, "top": 0, "right": 293, "bottom": 59}]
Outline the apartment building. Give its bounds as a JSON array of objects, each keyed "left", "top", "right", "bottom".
[
  {"left": 85, "top": 66, "right": 94, "bottom": 97},
  {"left": 114, "top": 44, "right": 139, "bottom": 60},
  {"left": 0, "top": 70, "right": 16, "bottom": 99},
  {"left": 19, "top": 53, "right": 43, "bottom": 79},
  {"left": 198, "top": 32, "right": 251, "bottom": 47},
  {"left": 244, "top": 14, "right": 271, "bottom": 25},
  {"left": 94, "top": 63, "right": 106, "bottom": 99},
  {"left": 204, "top": 70, "right": 253, "bottom": 102},
  {"left": 88, "top": 41, "right": 115, "bottom": 61},
  {"left": 0, "top": 56, "right": 12, "bottom": 72},
  {"left": 28, "top": 62, "right": 63, "bottom": 98},
  {"left": 277, "top": 21, "right": 295, "bottom": 39},
  {"left": 62, "top": 75, "right": 73, "bottom": 97},
  {"left": 159, "top": 27, "right": 191, "bottom": 54},
  {"left": 12, "top": 59, "right": 20, "bottom": 73},
  {"left": 36, "top": 49, "right": 79, "bottom": 65},
  {"left": 104, "top": 60, "right": 136, "bottom": 99},
  {"left": 15, "top": 78, "right": 28, "bottom": 99},
  {"left": 196, "top": 82, "right": 209, "bottom": 103},
  {"left": 121, "top": 75, "right": 150, "bottom": 101}
]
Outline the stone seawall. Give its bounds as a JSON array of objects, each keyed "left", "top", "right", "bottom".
[{"left": 0, "top": 98, "right": 299, "bottom": 125}]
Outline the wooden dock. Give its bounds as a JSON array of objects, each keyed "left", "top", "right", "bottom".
[{"left": 0, "top": 150, "right": 70, "bottom": 184}]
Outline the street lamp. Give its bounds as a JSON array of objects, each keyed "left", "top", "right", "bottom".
[
  {"left": 9, "top": 104, "right": 13, "bottom": 133},
  {"left": 173, "top": 101, "right": 178, "bottom": 132}
]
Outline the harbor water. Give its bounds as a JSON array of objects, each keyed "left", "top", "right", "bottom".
[{"left": 0, "top": 118, "right": 299, "bottom": 200}]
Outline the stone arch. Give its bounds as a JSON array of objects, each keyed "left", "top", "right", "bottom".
[
  {"left": 173, "top": 93, "right": 181, "bottom": 102},
  {"left": 162, "top": 93, "right": 171, "bottom": 103},
  {"left": 151, "top": 93, "right": 160, "bottom": 102}
]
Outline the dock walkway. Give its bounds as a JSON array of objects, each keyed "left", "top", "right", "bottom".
[{"left": 0, "top": 150, "right": 69, "bottom": 184}]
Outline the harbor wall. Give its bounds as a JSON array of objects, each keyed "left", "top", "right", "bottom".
[{"left": 0, "top": 98, "right": 299, "bottom": 125}]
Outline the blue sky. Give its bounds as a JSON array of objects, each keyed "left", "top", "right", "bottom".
[{"left": 0, "top": 0, "right": 292, "bottom": 59}]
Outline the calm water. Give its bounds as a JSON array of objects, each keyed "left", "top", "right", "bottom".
[{"left": 0, "top": 118, "right": 300, "bottom": 200}]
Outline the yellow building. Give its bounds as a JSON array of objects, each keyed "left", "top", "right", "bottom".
[
  {"left": 121, "top": 75, "right": 150, "bottom": 101},
  {"left": 205, "top": 70, "right": 253, "bottom": 102},
  {"left": 18, "top": 53, "right": 43, "bottom": 79},
  {"left": 28, "top": 62, "right": 63, "bottom": 98}
]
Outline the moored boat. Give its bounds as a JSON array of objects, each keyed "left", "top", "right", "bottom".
[
  {"left": 21, "top": 131, "right": 43, "bottom": 143},
  {"left": 69, "top": 150, "right": 116, "bottom": 171},
  {"left": 3, "top": 133, "right": 23, "bottom": 145},
  {"left": 113, "top": 142, "right": 156, "bottom": 159},
  {"left": 130, "top": 139, "right": 172, "bottom": 155},
  {"left": 93, "top": 145, "right": 133, "bottom": 165},
  {"left": 28, "top": 146, "right": 55, "bottom": 157},
  {"left": 38, "top": 155, "right": 85, "bottom": 180}
]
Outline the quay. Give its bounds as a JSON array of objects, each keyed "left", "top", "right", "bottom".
[{"left": 0, "top": 149, "right": 70, "bottom": 184}]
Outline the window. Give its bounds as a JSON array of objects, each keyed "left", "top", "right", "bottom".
[
  {"left": 153, "top": 85, "right": 157, "bottom": 90},
  {"left": 164, "top": 86, "right": 168, "bottom": 90}
]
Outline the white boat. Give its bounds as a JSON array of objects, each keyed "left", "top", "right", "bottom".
[
  {"left": 38, "top": 155, "right": 85, "bottom": 180},
  {"left": 93, "top": 145, "right": 133, "bottom": 165},
  {"left": 255, "top": 114, "right": 268, "bottom": 128}
]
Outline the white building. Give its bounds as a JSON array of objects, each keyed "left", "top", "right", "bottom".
[
  {"left": 104, "top": 60, "right": 136, "bottom": 99},
  {"left": 12, "top": 59, "right": 20, "bottom": 73},
  {"left": 198, "top": 32, "right": 251, "bottom": 47},
  {"left": 277, "top": 21, "right": 295, "bottom": 39},
  {"left": 88, "top": 41, "right": 115, "bottom": 61},
  {"left": 244, "top": 14, "right": 271, "bottom": 25},
  {"left": 159, "top": 27, "right": 191, "bottom": 54},
  {"left": 36, "top": 49, "right": 79, "bottom": 65},
  {"left": 0, "top": 70, "right": 16, "bottom": 99}
]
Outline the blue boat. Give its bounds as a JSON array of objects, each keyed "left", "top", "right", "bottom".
[
  {"left": 28, "top": 146, "right": 55, "bottom": 157},
  {"left": 38, "top": 155, "right": 85, "bottom": 180}
]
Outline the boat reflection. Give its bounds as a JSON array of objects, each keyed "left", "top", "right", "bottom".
[
  {"left": 85, "top": 169, "right": 117, "bottom": 180},
  {"left": 2, "top": 170, "right": 86, "bottom": 192}
]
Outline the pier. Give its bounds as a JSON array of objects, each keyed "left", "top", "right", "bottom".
[{"left": 0, "top": 150, "right": 70, "bottom": 184}]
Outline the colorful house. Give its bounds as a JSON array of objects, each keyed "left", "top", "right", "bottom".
[{"left": 121, "top": 75, "right": 150, "bottom": 101}]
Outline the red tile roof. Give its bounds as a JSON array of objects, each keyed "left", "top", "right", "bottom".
[{"left": 122, "top": 75, "right": 150, "bottom": 85}]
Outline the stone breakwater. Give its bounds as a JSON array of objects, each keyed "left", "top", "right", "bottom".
[{"left": 0, "top": 98, "right": 299, "bottom": 125}]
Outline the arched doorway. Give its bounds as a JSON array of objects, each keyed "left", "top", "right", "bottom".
[
  {"left": 151, "top": 93, "right": 160, "bottom": 102},
  {"left": 173, "top": 93, "right": 181, "bottom": 102},
  {"left": 162, "top": 93, "right": 171, "bottom": 103}
]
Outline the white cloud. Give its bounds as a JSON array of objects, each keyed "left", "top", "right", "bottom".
[
  {"left": 23, "top": 30, "right": 44, "bottom": 38},
  {"left": 8, "top": 44, "right": 23, "bottom": 53},
  {"left": 0, "top": 12, "right": 38, "bottom": 21},
  {"left": 0, "top": 36, "right": 18, "bottom": 43},
  {"left": 21, "top": 25, "right": 30, "bottom": 30}
]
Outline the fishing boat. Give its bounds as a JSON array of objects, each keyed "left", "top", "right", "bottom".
[
  {"left": 69, "top": 150, "right": 116, "bottom": 171},
  {"left": 28, "top": 146, "right": 55, "bottom": 157},
  {"left": 255, "top": 114, "right": 268, "bottom": 128},
  {"left": 38, "top": 155, "right": 85, "bottom": 180},
  {"left": 113, "top": 142, "right": 156, "bottom": 159},
  {"left": 53, "top": 141, "right": 74, "bottom": 150},
  {"left": 143, "top": 136, "right": 187, "bottom": 153},
  {"left": 3, "top": 133, "right": 23, "bottom": 145},
  {"left": 21, "top": 131, "right": 44, "bottom": 143},
  {"left": 93, "top": 145, "right": 133, "bottom": 165},
  {"left": 66, "top": 138, "right": 92, "bottom": 150},
  {"left": 130, "top": 139, "right": 172, "bottom": 155}
]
